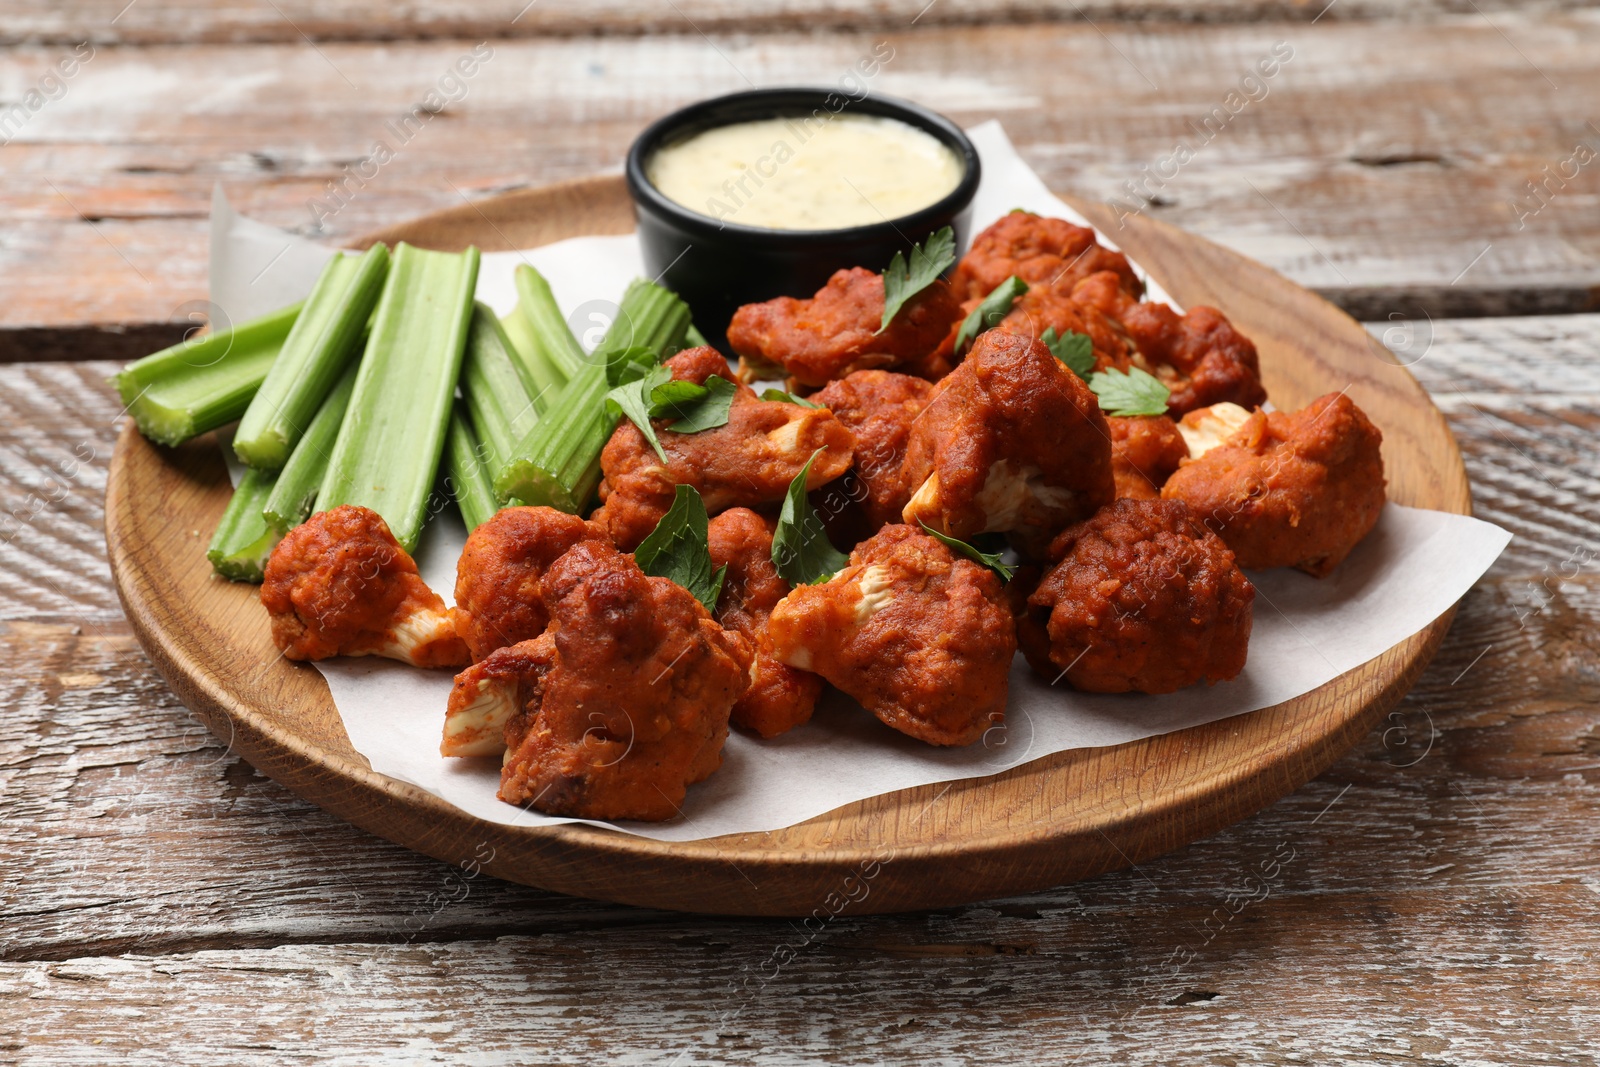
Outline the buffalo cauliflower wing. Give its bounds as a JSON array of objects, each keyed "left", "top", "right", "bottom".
[
  {"left": 591, "top": 346, "right": 855, "bottom": 550},
  {"left": 1071, "top": 271, "right": 1267, "bottom": 417},
  {"left": 442, "top": 540, "right": 753, "bottom": 821},
  {"left": 707, "top": 508, "right": 824, "bottom": 739},
  {"left": 261, "top": 504, "right": 468, "bottom": 668},
  {"left": 726, "top": 266, "right": 965, "bottom": 387},
  {"left": 1161, "top": 392, "right": 1387, "bottom": 577},
  {"left": 950, "top": 212, "right": 1143, "bottom": 304},
  {"left": 1109, "top": 415, "right": 1189, "bottom": 501},
  {"left": 765, "top": 524, "right": 1016, "bottom": 746},
  {"left": 1018, "top": 498, "right": 1254, "bottom": 693},
  {"left": 986, "top": 283, "right": 1136, "bottom": 373},
  {"left": 808, "top": 369, "right": 932, "bottom": 547},
  {"left": 451, "top": 505, "right": 609, "bottom": 661},
  {"left": 900, "top": 329, "right": 1115, "bottom": 557}
]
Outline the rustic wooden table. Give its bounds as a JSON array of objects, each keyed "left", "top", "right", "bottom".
[{"left": 3, "top": 3, "right": 1598, "bottom": 1063}]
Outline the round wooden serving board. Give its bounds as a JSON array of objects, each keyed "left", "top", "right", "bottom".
[{"left": 106, "top": 177, "right": 1470, "bottom": 916}]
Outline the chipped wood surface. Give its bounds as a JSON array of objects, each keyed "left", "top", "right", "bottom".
[
  {"left": 3, "top": 315, "right": 1598, "bottom": 1061},
  {"left": 6, "top": 11, "right": 1600, "bottom": 361}
]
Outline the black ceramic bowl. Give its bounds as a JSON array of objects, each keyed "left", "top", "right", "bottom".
[{"left": 625, "top": 88, "right": 981, "bottom": 351}]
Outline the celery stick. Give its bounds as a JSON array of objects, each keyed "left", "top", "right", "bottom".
[
  {"left": 114, "top": 302, "right": 301, "bottom": 447},
  {"left": 446, "top": 404, "right": 500, "bottom": 532},
  {"left": 499, "top": 307, "right": 566, "bottom": 409},
  {"left": 512, "top": 264, "right": 587, "bottom": 381},
  {"left": 494, "top": 368, "right": 607, "bottom": 512},
  {"left": 234, "top": 245, "right": 390, "bottom": 470},
  {"left": 618, "top": 279, "right": 696, "bottom": 359},
  {"left": 463, "top": 303, "right": 544, "bottom": 473},
  {"left": 261, "top": 363, "right": 358, "bottom": 534},
  {"left": 684, "top": 323, "right": 710, "bottom": 349},
  {"left": 494, "top": 279, "right": 690, "bottom": 513},
  {"left": 206, "top": 468, "right": 281, "bottom": 583},
  {"left": 315, "top": 242, "right": 479, "bottom": 553}
]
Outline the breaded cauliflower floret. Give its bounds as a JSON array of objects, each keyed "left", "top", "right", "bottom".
[
  {"left": 726, "top": 266, "right": 965, "bottom": 387},
  {"left": 707, "top": 508, "right": 823, "bottom": 739},
  {"left": 950, "top": 212, "right": 1144, "bottom": 304},
  {"left": 993, "top": 284, "right": 1136, "bottom": 373},
  {"left": 591, "top": 346, "right": 855, "bottom": 550},
  {"left": 261, "top": 504, "right": 467, "bottom": 669},
  {"left": 808, "top": 370, "right": 932, "bottom": 547},
  {"left": 1109, "top": 414, "right": 1189, "bottom": 501},
  {"left": 1162, "top": 392, "right": 1387, "bottom": 577},
  {"left": 442, "top": 541, "right": 753, "bottom": 821},
  {"left": 765, "top": 524, "right": 1016, "bottom": 747},
  {"left": 451, "top": 506, "right": 609, "bottom": 662},
  {"left": 900, "top": 329, "right": 1114, "bottom": 558},
  {"left": 926, "top": 281, "right": 1138, "bottom": 375},
  {"left": 1018, "top": 498, "right": 1254, "bottom": 694},
  {"left": 1071, "top": 271, "right": 1267, "bottom": 417}
]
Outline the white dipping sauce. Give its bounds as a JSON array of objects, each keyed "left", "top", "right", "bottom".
[{"left": 646, "top": 113, "right": 964, "bottom": 231}]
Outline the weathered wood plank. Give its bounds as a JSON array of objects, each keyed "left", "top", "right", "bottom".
[
  {"left": 5, "top": 0, "right": 1588, "bottom": 47},
  {"left": 2, "top": 845, "right": 1596, "bottom": 1064},
  {"left": 1402, "top": 316, "right": 1600, "bottom": 576},
  {"left": 3, "top": 14, "right": 1599, "bottom": 358},
  {"left": 0, "top": 362, "right": 124, "bottom": 622}
]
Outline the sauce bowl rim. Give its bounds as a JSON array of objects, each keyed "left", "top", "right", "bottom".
[{"left": 625, "top": 87, "right": 982, "bottom": 245}]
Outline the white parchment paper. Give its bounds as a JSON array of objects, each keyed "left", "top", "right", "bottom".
[{"left": 209, "top": 121, "right": 1509, "bottom": 842}]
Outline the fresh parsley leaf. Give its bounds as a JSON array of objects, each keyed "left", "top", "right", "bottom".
[
  {"left": 608, "top": 371, "right": 737, "bottom": 461},
  {"left": 1040, "top": 326, "right": 1096, "bottom": 380},
  {"left": 771, "top": 448, "right": 850, "bottom": 586},
  {"left": 633, "top": 485, "right": 726, "bottom": 614},
  {"left": 918, "top": 522, "right": 1014, "bottom": 582},
  {"left": 648, "top": 379, "right": 706, "bottom": 410},
  {"left": 878, "top": 225, "right": 957, "bottom": 333},
  {"left": 1088, "top": 366, "right": 1172, "bottom": 417},
  {"left": 604, "top": 363, "right": 673, "bottom": 461},
  {"left": 652, "top": 374, "right": 736, "bottom": 433},
  {"left": 604, "top": 344, "right": 659, "bottom": 388},
  {"left": 953, "top": 275, "right": 1028, "bottom": 356},
  {"left": 761, "top": 388, "right": 822, "bottom": 409}
]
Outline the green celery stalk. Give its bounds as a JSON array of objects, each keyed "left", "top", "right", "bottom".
[
  {"left": 494, "top": 368, "right": 606, "bottom": 512},
  {"left": 499, "top": 307, "right": 566, "bottom": 409},
  {"left": 206, "top": 467, "right": 281, "bottom": 582},
  {"left": 684, "top": 323, "right": 710, "bottom": 349},
  {"left": 233, "top": 244, "right": 390, "bottom": 470},
  {"left": 261, "top": 362, "right": 358, "bottom": 534},
  {"left": 512, "top": 264, "right": 587, "bottom": 382},
  {"left": 445, "top": 403, "right": 501, "bottom": 532},
  {"left": 113, "top": 302, "right": 302, "bottom": 447},
  {"left": 315, "top": 242, "right": 480, "bottom": 553},
  {"left": 494, "top": 279, "right": 690, "bottom": 513},
  {"left": 462, "top": 302, "right": 544, "bottom": 472}
]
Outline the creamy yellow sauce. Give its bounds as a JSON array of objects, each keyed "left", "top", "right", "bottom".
[{"left": 646, "top": 114, "right": 964, "bottom": 231}]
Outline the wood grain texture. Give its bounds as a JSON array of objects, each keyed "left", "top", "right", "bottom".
[
  {"left": 6, "top": 12, "right": 1600, "bottom": 358},
  {"left": 5, "top": 873, "right": 1599, "bottom": 1066},
  {"left": 98, "top": 177, "right": 1466, "bottom": 916},
  {"left": 3, "top": 315, "right": 1595, "bottom": 1060},
  {"left": 6, "top": 0, "right": 1587, "bottom": 45}
]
